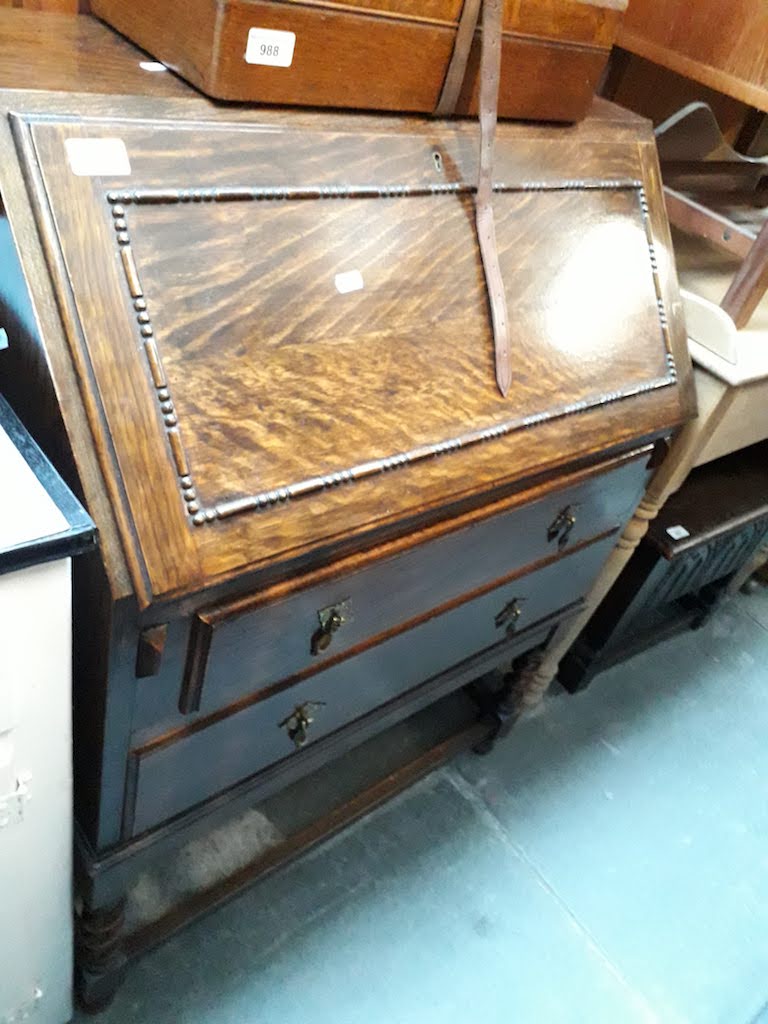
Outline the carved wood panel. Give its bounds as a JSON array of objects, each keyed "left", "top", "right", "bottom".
[{"left": 109, "top": 181, "right": 674, "bottom": 527}]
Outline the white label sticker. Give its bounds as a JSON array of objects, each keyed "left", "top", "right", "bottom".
[
  {"left": 245, "top": 27, "right": 296, "bottom": 67},
  {"left": 666, "top": 525, "right": 690, "bottom": 540},
  {"left": 334, "top": 270, "right": 365, "bottom": 295},
  {"left": 65, "top": 138, "right": 131, "bottom": 177},
  {"left": 0, "top": 328, "right": 8, "bottom": 352}
]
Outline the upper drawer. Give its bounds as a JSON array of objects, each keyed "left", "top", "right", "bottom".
[
  {"left": 13, "top": 111, "right": 689, "bottom": 606},
  {"left": 180, "top": 451, "right": 649, "bottom": 715}
]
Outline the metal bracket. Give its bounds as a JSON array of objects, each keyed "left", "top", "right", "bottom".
[
  {"left": 317, "top": 598, "right": 353, "bottom": 630},
  {"left": 495, "top": 597, "right": 525, "bottom": 632}
]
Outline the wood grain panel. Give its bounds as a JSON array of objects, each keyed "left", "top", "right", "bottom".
[
  {"left": 457, "top": 30, "right": 610, "bottom": 121},
  {"left": 259, "top": 0, "right": 625, "bottom": 41},
  {"left": 126, "top": 187, "right": 667, "bottom": 512},
  {"left": 619, "top": 0, "right": 768, "bottom": 111},
  {"left": 0, "top": 1, "right": 90, "bottom": 11},
  {"left": 0, "top": 9, "right": 189, "bottom": 96}
]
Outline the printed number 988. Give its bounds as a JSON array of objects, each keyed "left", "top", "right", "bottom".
[{"left": 260, "top": 43, "right": 280, "bottom": 57}]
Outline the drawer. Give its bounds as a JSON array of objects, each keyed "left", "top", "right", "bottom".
[
  {"left": 181, "top": 452, "right": 649, "bottom": 714},
  {"left": 131, "top": 533, "right": 615, "bottom": 835}
]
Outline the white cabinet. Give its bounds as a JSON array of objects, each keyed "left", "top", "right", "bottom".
[{"left": 0, "top": 398, "right": 94, "bottom": 1024}]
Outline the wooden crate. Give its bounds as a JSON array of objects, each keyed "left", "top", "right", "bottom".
[{"left": 90, "top": 0, "right": 626, "bottom": 120}]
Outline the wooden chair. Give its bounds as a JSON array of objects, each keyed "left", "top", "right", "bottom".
[{"left": 656, "top": 102, "right": 768, "bottom": 329}]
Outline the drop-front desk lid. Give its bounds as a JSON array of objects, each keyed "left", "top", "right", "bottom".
[{"left": 11, "top": 105, "right": 691, "bottom": 607}]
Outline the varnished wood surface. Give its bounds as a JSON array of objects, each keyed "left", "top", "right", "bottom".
[
  {"left": 618, "top": 0, "right": 768, "bottom": 112},
  {"left": 14, "top": 110, "right": 689, "bottom": 607},
  {"left": 91, "top": 0, "right": 622, "bottom": 117},
  {"left": 196, "top": 0, "right": 629, "bottom": 37},
  {"left": 456, "top": 29, "right": 609, "bottom": 120},
  {"left": 0, "top": 0, "right": 89, "bottom": 11},
  {"left": 0, "top": 9, "right": 190, "bottom": 96}
]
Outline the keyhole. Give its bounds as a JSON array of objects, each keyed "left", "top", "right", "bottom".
[{"left": 433, "top": 150, "right": 444, "bottom": 173}]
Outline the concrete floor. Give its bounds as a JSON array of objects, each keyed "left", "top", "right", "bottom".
[{"left": 81, "top": 588, "right": 768, "bottom": 1024}]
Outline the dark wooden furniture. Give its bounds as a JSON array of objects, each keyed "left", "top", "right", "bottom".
[
  {"left": 0, "top": 9, "right": 693, "bottom": 1009},
  {"left": 91, "top": 0, "right": 625, "bottom": 120},
  {"left": 559, "top": 441, "right": 768, "bottom": 691}
]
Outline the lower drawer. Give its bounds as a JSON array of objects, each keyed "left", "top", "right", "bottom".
[{"left": 128, "top": 533, "right": 615, "bottom": 835}]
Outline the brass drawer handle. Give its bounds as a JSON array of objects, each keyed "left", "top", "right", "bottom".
[
  {"left": 495, "top": 597, "right": 524, "bottom": 633},
  {"left": 547, "top": 505, "right": 578, "bottom": 550},
  {"left": 279, "top": 700, "right": 326, "bottom": 749},
  {"left": 310, "top": 599, "right": 351, "bottom": 656}
]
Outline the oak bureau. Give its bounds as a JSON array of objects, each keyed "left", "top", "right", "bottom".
[{"left": 0, "top": 10, "right": 694, "bottom": 1007}]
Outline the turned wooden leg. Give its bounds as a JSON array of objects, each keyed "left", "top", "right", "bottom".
[
  {"left": 508, "top": 494, "right": 662, "bottom": 713},
  {"left": 471, "top": 650, "right": 547, "bottom": 754},
  {"left": 473, "top": 670, "right": 518, "bottom": 754},
  {"left": 75, "top": 897, "right": 128, "bottom": 1014},
  {"left": 503, "top": 385, "right": 738, "bottom": 717},
  {"left": 473, "top": 490, "right": 663, "bottom": 746}
]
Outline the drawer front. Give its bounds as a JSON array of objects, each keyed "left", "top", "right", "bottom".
[
  {"left": 132, "top": 534, "right": 615, "bottom": 835},
  {"left": 182, "top": 453, "right": 648, "bottom": 714}
]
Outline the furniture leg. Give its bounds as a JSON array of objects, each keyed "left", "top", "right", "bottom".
[
  {"left": 721, "top": 220, "right": 768, "bottom": 328},
  {"left": 510, "top": 401, "right": 735, "bottom": 713},
  {"left": 509, "top": 494, "right": 659, "bottom": 713},
  {"left": 727, "top": 537, "right": 768, "bottom": 596},
  {"left": 472, "top": 663, "right": 528, "bottom": 754},
  {"left": 75, "top": 897, "right": 128, "bottom": 1014}
]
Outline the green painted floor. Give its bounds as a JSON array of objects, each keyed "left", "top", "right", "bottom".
[{"left": 80, "top": 589, "right": 768, "bottom": 1024}]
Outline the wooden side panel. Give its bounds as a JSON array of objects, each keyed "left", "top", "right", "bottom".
[
  {"left": 619, "top": 0, "right": 768, "bottom": 110},
  {"left": 608, "top": 52, "right": 751, "bottom": 144},
  {"left": 14, "top": 112, "right": 690, "bottom": 605},
  {"left": 273, "top": 0, "right": 625, "bottom": 41},
  {"left": 212, "top": 3, "right": 453, "bottom": 110},
  {"left": 501, "top": 0, "right": 625, "bottom": 47},
  {"left": 458, "top": 31, "right": 609, "bottom": 121}
]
